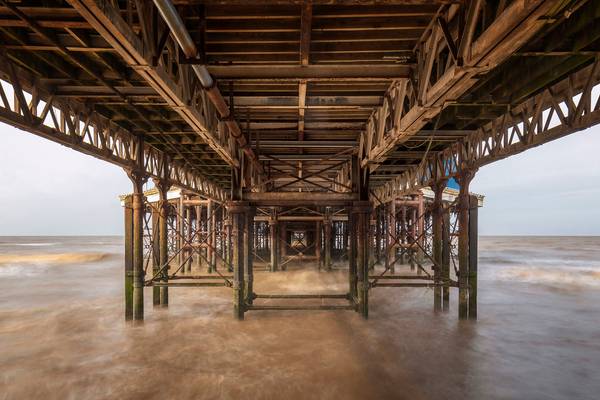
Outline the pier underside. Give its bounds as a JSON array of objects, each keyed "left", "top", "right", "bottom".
[{"left": 1, "top": 0, "right": 600, "bottom": 320}]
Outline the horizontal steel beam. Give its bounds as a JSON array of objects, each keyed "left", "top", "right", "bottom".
[
  {"left": 258, "top": 154, "right": 349, "bottom": 161},
  {"left": 251, "top": 140, "right": 356, "bottom": 148},
  {"left": 244, "top": 192, "right": 357, "bottom": 206},
  {"left": 207, "top": 64, "right": 411, "bottom": 81}
]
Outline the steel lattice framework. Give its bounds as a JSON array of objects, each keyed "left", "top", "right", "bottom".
[
  {"left": 0, "top": 53, "right": 227, "bottom": 201},
  {"left": 372, "top": 58, "right": 600, "bottom": 204}
]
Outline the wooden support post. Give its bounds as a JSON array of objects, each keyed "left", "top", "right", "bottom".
[
  {"left": 432, "top": 181, "right": 446, "bottom": 312},
  {"left": 469, "top": 194, "right": 479, "bottom": 320},
  {"left": 457, "top": 168, "right": 476, "bottom": 320},
  {"left": 269, "top": 208, "right": 278, "bottom": 272},
  {"left": 151, "top": 203, "right": 160, "bottom": 306},
  {"left": 127, "top": 169, "right": 146, "bottom": 321},
  {"left": 123, "top": 195, "right": 133, "bottom": 320},
  {"left": 442, "top": 208, "right": 451, "bottom": 312}
]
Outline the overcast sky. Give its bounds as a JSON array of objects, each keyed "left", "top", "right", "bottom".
[{"left": 1, "top": 122, "right": 599, "bottom": 236}]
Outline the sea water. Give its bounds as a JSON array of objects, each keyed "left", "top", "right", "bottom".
[{"left": 0, "top": 236, "right": 599, "bottom": 399}]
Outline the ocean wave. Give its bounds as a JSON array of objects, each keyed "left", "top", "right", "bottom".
[
  {"left": 0, "top": 253, "right": 111, "bottom": 266},
  {"left": 497, "top": 266, "right": 600, "bottom": 287},
  {"left": 0, "top": 242, "right": 59, "bottom": 247}
]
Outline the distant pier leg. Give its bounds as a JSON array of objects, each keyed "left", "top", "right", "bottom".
[
  {"left": 349, "top": 209, "right": 357, "bottom": 301},
  {"left": 245, "top": 207, "right": 255, "bottom": 305},
  {"left": 432, "top": 181, "right": 446, "bottom": 312},
  {"left": 151, "top": 203, "right": 160, "bottom": 306},
  {"left": 315, "top": 220, "right": 322, "bottom": 269},
  {"left": 442, "top": 209, "right": 451, "bottom": 312},
  {"left": 269, "top": 208, "right": 278, "bottom": 272},
  {"left": 324, "top": 210, "right": 332, "bottom": 270},
  {"left": 388, "top": 200, "right": 396, "bottom": 273},
  {"left": 195, "top": 204, "right": 202, "bottom": 271}
]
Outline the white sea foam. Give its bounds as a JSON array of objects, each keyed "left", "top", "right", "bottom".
[
  {"left": 13, "top": 242, "right": 59, "bottom": 247},
  {"left": 497, "top": 266, "right": 600, "bottom": 287},
  {"left": 0, "top": 253, "right": 110, "bottom": 266},
  {"left": 0, "top": 263, "right": 50, "bottom": 277}
]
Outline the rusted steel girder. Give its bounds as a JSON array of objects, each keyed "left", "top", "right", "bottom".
[
  {"left": 67, "top": 0, "right": 263, "bottom": 180},
  {"left": 152, "top": 0, "right": 264, "bottom": 177},
  {"left": 0, "top": 55, "right": 227, "bottom": 202},
  {"left": 360, "top": 0, "right": 569, "bottom": 170},
  {"left": 372, "top": 58, "right": 600, "bottom": 204}
]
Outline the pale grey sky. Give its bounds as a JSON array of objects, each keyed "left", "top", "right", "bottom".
[{"left": 1, "top": 122, "right": 599, "bottom": 236}]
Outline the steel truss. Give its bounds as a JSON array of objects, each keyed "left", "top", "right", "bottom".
[
  {"left": 373, "top": 59, "right": 600, "bottom": 203},
  {"left": 0, "top": 55, "right": 226, "bottom": 201},
  {"left": 66, "top": 0, "right": 264, "bottom": 184},
  {"left": 360, "top": 0, "right": 568, "bottom": 169}
]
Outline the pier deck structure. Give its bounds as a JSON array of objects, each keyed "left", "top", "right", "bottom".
[{"left": 1, "top": 0, "right": 599, "bottom": 320}]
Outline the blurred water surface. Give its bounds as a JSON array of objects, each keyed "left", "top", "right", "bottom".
[{"left": 0, "top": 236, "right": 599, "bottom": 399}]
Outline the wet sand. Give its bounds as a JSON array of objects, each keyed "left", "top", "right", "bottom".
[{"left": 1, "top": 236, "right": 599, "bottom": 399}]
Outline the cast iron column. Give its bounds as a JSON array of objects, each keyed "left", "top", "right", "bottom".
[
  {"left": 127, "top": 169, "right": 147, "bottom": 321},
  {"left": 431, "top": 180, "right": 447, "bottom": 312},
  {"left": 442, "top": 207, "right": 451, "bottom": 311},
  {"left": 355, "top": 201, "right": 372, "bottom": 319},
  {"left": 315, "top": 220, "right": 322, "bottom": 268},
  {"left": 155, "top": 180, "right": 170, "bottom": 306},
  {"left": 151, "top": 201, "right": 160, "bottom": 306},
  {"left": 387, "top": 200, "right": 396, "bottom": 273},
  {"left": 348, "top": 209, "right": 357, "bottom": 300},
  {"left": 206, "top": 200, "right": 214, "bottom": 273},
  {"left": 269, "top": 208, "right": 278, "bottom": 272},
  {"left": 195, "top": 204, "right": 202, "bottom": 270},
  {"left": 469, "top": 194, "right": 479, "bottom": 320},
  {"left": 228, "top": 201, "right": 247, "bottom": 320},
  {"left": 457, "top": 168, "right": 476, "bottom": 319},
  {"left": 324, "top": 209, "right": 332, "bottom": 270},
  {"left": 123, "top": 195, "right": 133, "bottom": 320},
  {"left": 245, "top": 206, "right": 255, "bottom": 305}
]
